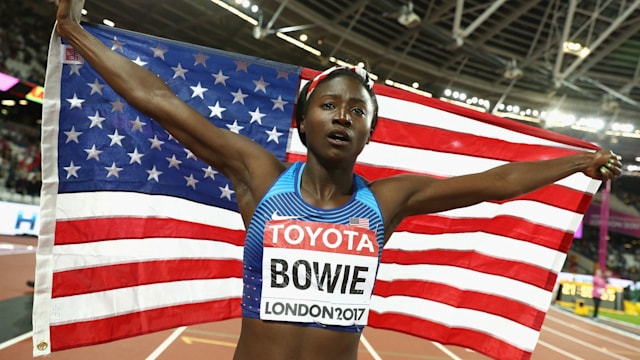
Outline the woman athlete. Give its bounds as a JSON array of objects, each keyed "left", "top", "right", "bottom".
[{"left": 55, "top": 1, "right": 622, "bottom": 359}]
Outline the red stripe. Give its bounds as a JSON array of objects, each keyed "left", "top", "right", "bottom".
[
  {"left": 396, "top": 214, "right": 575, "bottom": 253},
  {"left": 286, "top": 153, "right": 592, "bottom": 213},
  {"left": 52, "top": 259, "right": 243, "bottom": 298},
  {"left": 302, "top": 67, "right": 599, "bottom": 152},
  {"left": 381, "top": 249, "right": 557, "bottom": 291},
  {"left": 372, "top": 117, "right": 581, "bottom": 162},
  {"left": 54, "top": 217, "right": 246, "bottom": 246},
  {"left": 49, "top": 298, "right": 241, "bottom": 352},
  {"left": 367, "top": 312, "right": 532, "bottom": 360},
  {"left": 372, "top": 280, "right": 546, "bottom": 330}
]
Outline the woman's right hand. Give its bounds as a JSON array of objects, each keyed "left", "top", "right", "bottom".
[{"left": 56, "top": 0, "right": 83, "bottom": 29}]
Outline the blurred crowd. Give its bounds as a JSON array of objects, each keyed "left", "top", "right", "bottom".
[
  {"left": 0, "top": 0, "right": 54, "bottom": 85},
  {"left": 0, "top": 122, "right": 41, "bottom": 199}
]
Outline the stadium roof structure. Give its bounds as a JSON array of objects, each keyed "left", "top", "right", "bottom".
[{"left": 31, "top": 1, "right": 640, "bottom": 167}]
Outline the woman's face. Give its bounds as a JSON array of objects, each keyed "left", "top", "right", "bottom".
[{"left": 300, "top": 76, "right": 375, "bottom": 163}]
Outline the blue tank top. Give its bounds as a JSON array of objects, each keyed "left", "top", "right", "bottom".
[{"left": 241, "top": 162, "right": 385, "bottom": 332}]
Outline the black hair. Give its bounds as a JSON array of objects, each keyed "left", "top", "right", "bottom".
[{"left": 294, "top": 68, "right": 379, "bottom": 146}]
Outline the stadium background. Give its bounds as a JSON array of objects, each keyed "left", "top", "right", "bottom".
[{"left": 1, "top": 0, "right": 639, "bottom": 358}]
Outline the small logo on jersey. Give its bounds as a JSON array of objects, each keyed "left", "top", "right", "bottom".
[
  {"left": 349, "top": 217, "right": 369, "bottom": 229},
  {"left": 271, "top": 210, "right": 304, "bottom": 221}
]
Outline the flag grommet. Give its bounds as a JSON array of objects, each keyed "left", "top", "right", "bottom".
[{"left": 37, "top": 341, "right": 48, "bottom": 351}]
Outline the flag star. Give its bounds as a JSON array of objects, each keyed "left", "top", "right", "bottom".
[
  {"left": 184, "top": 148, "right": 197, "bottom": 160},
  {"left": 149, "top": 43, "right": 168, "bottom": 60},
  {"left": 88, "top": 111, "right": 106, "bottom": 129},
  {"left": 84, "top": 144, "right": 103, "bottom": 161},
  {"left": 226, "top": 120, "right": 244, "bottom": 134},
  {"left": 249, "top": 107, "right": 266, "bottom": 125},
  {"left": 202, "top": 166, "right": 218, "bottom": 180},
  {"left": 276, "top": 70, "right": 289, "bottom": 79},
  {"left": 193, "top": 52, "right": 209, "bottom": 67},
  {"left": 110, "top": 98, "right": 126, "bottom": 113},
  {"left": 208, "top": 101, "right": 226, "bottom": 118},
  {"left": 130, "top": 116, "right": 147, "bottom": 132},
  {"left": 63, "top": 161, "right": 81, "bottom": 179},
  {"left": 271, "top": 95, "right": 288, "bottom": 111},
  {"left": 127, "top": 147, "right": 144, "bottom": 165},
  {"left": 190, "top": 82, "right": 208, "bottom": 99},
  {"left": 148, "top": 135, "right": 165, "bottom": 150},
  {"left": 63, "top": 126, "right": 83, "bottom": 143},
  {"left": 104, "top": 162, "right": 123, "bottom": 178},
  {"left": 211, "top": 70, "right": 229, "bottom": 85},
  {"left": 166, "top": 154, "right": 183, "bottom": 169},
  {"left": 234, "top": 61, "right": 250, "bottom": 72},
  {"left": 219, "top": 184, "right": 235, "bottom": 200},
  {"left": 146, "top": 165, "right": 163, "bottom": 182},
  {"left": 265, "top": 126, "right": 284, "bottom": 144},
  {"left": 184, "top": 173, "right": 199, "bottom": 189},
  {"left": 110, "top": 36, "right": 125, "bottom": 52},
  {"left": 231, "top": 88, "right": 249, "bottom": 104},
  {"left": 165, "top": 130, "right": 176, "bottom": 141},
  {"left": 66, "top": 93, "right": 85, "bottom": 109},
  {"left": 87, "top": 78, "right": 106, "bottom": 95},
  {"left": 68, "top": 64, "right": 83, "bottom": 76},
  {"left": 171, "top": 63, "right": 189, "bottom": 80},
  {"left": 107, "top": 129, "right": 126, "bottom": 147},
  {"left": 132, "top": 56, "right": 148, "bottom": 67},
  {"left": 253, "top": 76, "right": 270, "bottom": 93}
]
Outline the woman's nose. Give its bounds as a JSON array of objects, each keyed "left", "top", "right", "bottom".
[{"left": 333, "top": 107, "right": 352, "bottom": 126}]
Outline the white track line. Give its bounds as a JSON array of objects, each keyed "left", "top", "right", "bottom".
[
  {"left": 545, "top": 315, "right": 640, "bottom": 353},
  {"left": 538, "top": 340, "right": 584, "bottom": 360},
  {"left": 360, "top": 334, "right": 383, "bottom": 360},
  {"left": 432, "top": 342, "right": 463, "bottom": 360},
  {"left": 0, "top": 331, "right": 32, "bottom": 351},
  {"left": 145, "top": 326, "right": 186, "bottom": 360},
  {"left": 542, "top": 326, "right": 632, "bottom": 360}
]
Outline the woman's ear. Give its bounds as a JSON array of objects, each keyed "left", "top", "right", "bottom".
[
  {"left": 366, "top": 129, "right": 373, "bottom": 144},
  {"left": 299, "top": 115, "right": 306, "bottom": 134}
]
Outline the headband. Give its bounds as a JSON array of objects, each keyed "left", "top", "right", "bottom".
[{"left": 305, "top": 65, "right": 374, "bottom": 100}]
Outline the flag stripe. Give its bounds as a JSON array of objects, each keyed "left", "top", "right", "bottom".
[
  {"left": 49, "top": 298, "right": 241, "bottom": 352},
  {"left": 371, "top": 117, "right": 581, "bottom": 162},
  {"left": 54, "top": 217, "right": 245, "bottom": 245},
  {"left": 369, "top": 295, "right": 539, "bottom": 351},
  {"left": 381, "top": 249, "right": 556, "bottom": 291},
  {"left": 50, "top": 278, "right": 242, "bottom": 325},
  {"left": 51, "top": 237, "right": 242, "bottom": 272},
  {"left": 367, "top": 312, "right": 530, "bottom": 360},
  {"left": 385, "top": 232, "right": 567, "bottom": 273},
  {"left": 287, "top": 136, "right": 598, "bottom": 194},
  {"left": 52, "top": 259, "right": 243, "bottom": 298},
  {"left": 372, "top": 280, "right": 546, "bottom": 330},
  {"left": 290, "top": 152, "right": 595, "bottom": 213},
  {"left": 375, "top": 264, "right": 550, "bottom": 311},
  {"left": 395, "top": 215, "right": 575, "bottom": 252}
]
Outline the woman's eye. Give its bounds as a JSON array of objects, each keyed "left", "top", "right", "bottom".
[
  {"left": 352, "top": 107, "right": 366, "bottom": 116},
  {"left": 321, "top": 102, "right": 335, "bottom": 109}
]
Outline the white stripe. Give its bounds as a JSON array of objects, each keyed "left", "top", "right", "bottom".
[
  {"left": 287, "top": 130, "right": 597, "bottom": 194},
  {"left": 55, "top": 192, "right": 244, "bottom": 229},
  {"left": 435, "top": 200, "right": 583, "bottom": 233},
  {"left": 52, "top": 238, "right": 243, "bottom": 272},
  {"left": 375, "top": 263, "right": 551, "bottom": 311},
  {"left": 370, "top": 295, "right": 539, "bottom": 352},
  {"left": 376, "top": 94, "right": 595, "bottom": 153},
  {"left": 386, "top": 231, "right": 567, "bottom": 272},
  {"left": 49, "top": 278, "right": 243, "bottom": 325}
]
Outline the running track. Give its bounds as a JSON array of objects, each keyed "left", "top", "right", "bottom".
[{"left": 2, "top": 235, "right": 639, "bottom": 360}]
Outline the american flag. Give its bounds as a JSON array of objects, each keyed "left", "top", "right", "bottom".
[{"left": 33, "top": 23, "right": 601, "bottom": 359}]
